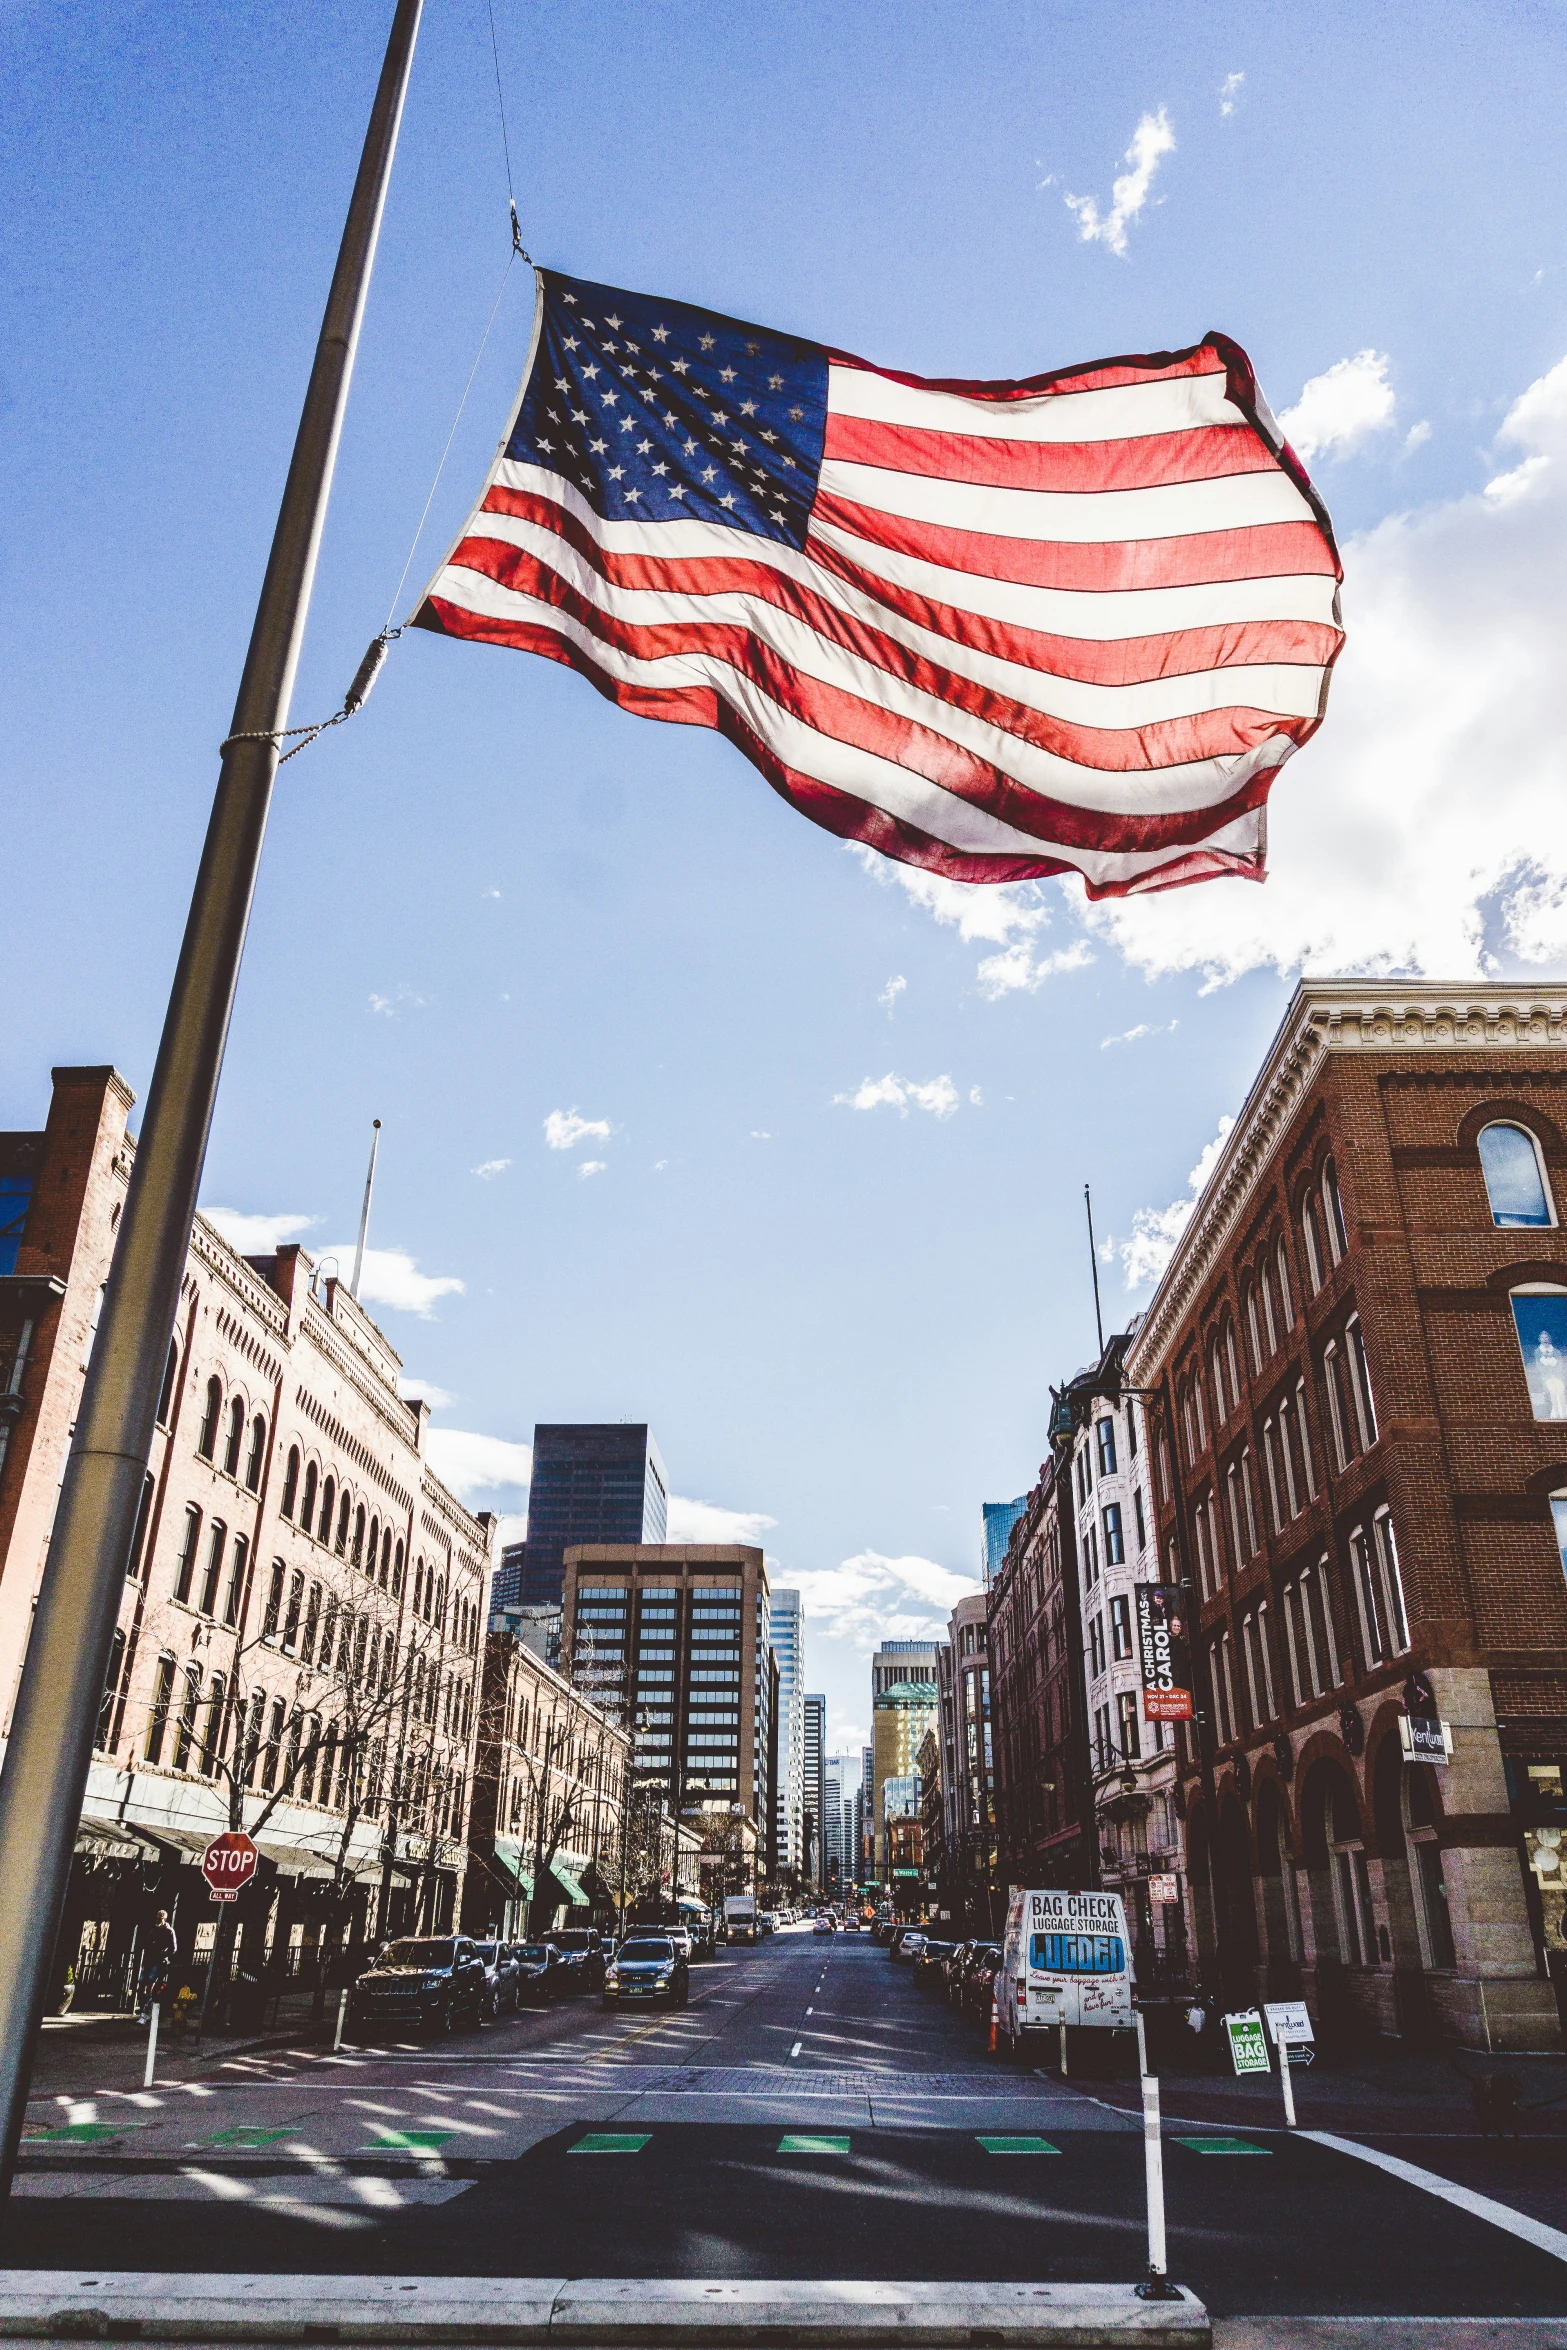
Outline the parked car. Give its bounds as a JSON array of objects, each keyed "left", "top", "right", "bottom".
[
  {"left": 602, "top": 1933, "right": 689, "bottom": 2008},
  {"left": 348, "top": 1935, "right": 487, "bottom": 2039},
  {"left": 942, "top": 1940, "right": 981, "bottom": 2006},
  {"left": 759, "top": 1911, "right": 779, "bottom": 1937},
  {"left": 541, "top": 1927, "right": 607, "bottom": 1992},
  {"left": 912, "top": 1937, "right": 956, "bottom": 1989},
  {"left": 962, "top": 1945, "right": 1003, "bottom": 2020},
  {"left": 889, "top": 1927, "right": 924, "bottom": 1961},
  {"left": 843, "top": 1915, "right": 861, "bottom": 1932},
  {"left": 512, "top": 1942, "right": 566, "bottom": 2004},
  {"left": 470, "top": 1938, "right": 522, "bottom": 2018},
  {"left": 870, "top": 1917, "right": 898, "bottom": 1946}
]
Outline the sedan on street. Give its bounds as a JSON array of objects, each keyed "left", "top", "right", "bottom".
[
  {"left": 513, "top": 1942, "right": 566, "bottom": 2003},
  {"left": 912, "top": 1937, "right": 957, "bottom": 1989},
  {"left": 602, "top": 1934, "right": 689, "bottom": 2008},
  {"left": 471, "top": 1939, "right": 522, "bottom": 2018}
]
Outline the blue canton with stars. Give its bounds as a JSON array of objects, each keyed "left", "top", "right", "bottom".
[{"left": 507, "top": 271, "right": 830, "bottom": 550}]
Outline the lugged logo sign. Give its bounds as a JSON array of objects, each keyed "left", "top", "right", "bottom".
[{"left": 1136, "top": 1584, "right": 1194, "bottom": 1721}]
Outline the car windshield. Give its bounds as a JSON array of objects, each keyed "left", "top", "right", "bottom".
[
  {"left": 546, "top": 1931, "right": 594, "bottom": 1951},
  {"left": 473, "top": 1943, "right": 498, "bottom": 1963},
  {"left": 380, "top": 1939, "right": 454, "bottom": 1969},
  {"left": 619, "top": 1940, "right": 674, "bottom": 1961},
  {"left": 518, "top": 1945, "right": 550, "bottom": 1961}
]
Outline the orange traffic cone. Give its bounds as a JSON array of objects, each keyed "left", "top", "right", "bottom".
[{"left": 988, "top": 2010, "right": 998, "bottom": 2055}]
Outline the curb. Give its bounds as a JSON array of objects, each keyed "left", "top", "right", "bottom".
[{"left": 0, "top": 2274, "right": 1209, "bottom": 2345}]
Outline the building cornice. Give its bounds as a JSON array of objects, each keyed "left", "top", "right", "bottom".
[{"left": 1126, "top": 981, "right": 1567, "bottom": 1383}]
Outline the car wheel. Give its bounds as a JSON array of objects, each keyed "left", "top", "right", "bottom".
[{"left": 425, "top": 2000, "right": 453, "bottom": 2040}]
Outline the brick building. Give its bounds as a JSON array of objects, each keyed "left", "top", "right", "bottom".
[
  {"left": 934, "top": 1592, "right": 996, "bottom": 1930},
  {"left": 1125, "top": 982, "right": 1567, "bottom": 2051},
  {"left": 0, "top": 1066, "right": 492, "bottom": 2011},
  {"left": 988, "top": 1451, "right": 1095, "bottom": 1895},
  {"left": 464, "top": 1624, "right": 630, "bottom": 1937}
]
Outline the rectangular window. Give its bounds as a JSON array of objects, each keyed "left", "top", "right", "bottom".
[
  {"left": 1227, "top": 1464, "right": 1246, "bottom": 1565},
  {"left": 1128, "top": 1407, "right": 1139, "bottom": 1459},
  {"left": 1282, "top": 1583, "right": 1306, "bottom": 1707},
  {"left": 1373, "top": 1511, "right": 1410, "bottom": 1653},
  {"left": 125, "top": 1474, "right": 155, "bottom": 1583},
  {"left": 1295, "top": 1379, "right": 1318, "bottom": 1499},
  {"left": 1241, "top": 1614, "right": 1261, "bottom": 1730},
  {"left": 198, "top": 1521, "right": 225, "bottom": 1618},
  {"left": 1263, "top": 1423, "right": 1284, "bottom": 1534},
  {"left": 1103, "top": 1501, "right": 1125, "bottom": 1565},
  {"left": 223, "top": 1535, "right": 248, "bottom": 1628},
  {"left": 144, "top": 1655, "right": 175, "bottom": 1765},
  {"left": 1257, "top": 1600, "right": 1278, "bottom": 1719},
  {"left": 282, "top": 1570, "right": 304, "bottom": 1654},
  {"left": 1323, "top": 1344, "right": 1351, "bottom": 1470},
  {"left": 172, "top": 1507, "right": 201, "bottom": 1605},
  {"left": 1132, "top": 1486, "right": 1146, "bottom": 1549},
  {"left": 1097, "top": 1418, "right": 1118, "bottom": 1477},
  {"left": 263, "top": 1559, "right": 285, "bottom": 1642},
  {"left": 1278, "top": 1398, "right": 1301, "bottom": 1519},
  {"left": 1110, "top": 1593, "right": 1132, "bottom": 1661},
  {"left": 1210, "top": 1641, "right": 1229, "bottom": 1742},
  {"left": 1310, "top": 1559, "right": 1341, "bottom": 1686},
  {"left": 1084, "top": 1524, "right": 1099, "bottom": 1586},
  {"left": 1221, "top": 1633, "right": 1240, "bottom": 1746},
  {"left": 1089, "top": 1613, "right": 1106, "bottom": 1678},
  {"left": 1348, "top": 1317, "right": 1379, "bottom": 1448},
  {"left": 172, "top": 1665, "right": 201, "bottom": 1772},
  {"left": 1511, "top": 1291, "right": 1567, "bottom": 1422},
  {"left": 1117, "top": 1687, "right": 1141, "bottom": 1761},
  {"left": 1241, "top": 1451, "right": 1259, "bottom": 1554},
  {"left": 1193, "top": 1505, "right": 1212, "bottom": 1600},
  {"left": 1296, "top": 1570, "right": 1322, "bottom": 1698}
]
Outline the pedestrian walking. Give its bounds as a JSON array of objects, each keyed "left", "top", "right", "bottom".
[{"left": 136, "top": 1910, "right": 177, "bottom": 2022}]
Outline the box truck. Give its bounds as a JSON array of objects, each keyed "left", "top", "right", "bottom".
[{"left": 723, "top": 1893, "right": 759, "bottom": 1946}]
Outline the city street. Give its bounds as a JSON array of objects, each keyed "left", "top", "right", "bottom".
[{"left": 9, "top": 1928, "right": 1567, "bottom": 2322}]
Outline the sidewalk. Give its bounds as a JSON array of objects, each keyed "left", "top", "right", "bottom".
[
  {"left": 1081, "top": 2040, "right": 1567, "bottom": 2138},
  {"left": 28, "top": 1989, "right": 334, "bottom": 2102}
]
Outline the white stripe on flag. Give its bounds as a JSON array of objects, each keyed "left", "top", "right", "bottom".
[
  {"left": 826, "top": 363, "right": 1249, "bottom": 445},
  {"left": 817, "top": 457, "right": 1314, "bottom": 544}
]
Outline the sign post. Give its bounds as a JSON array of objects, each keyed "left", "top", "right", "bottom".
[
  {"left": 1223, "top": 2008, "right": 1271, "bottom": 2076},
  {"left": 202, "top": 1832, "right": 259, "bottom": 1906},
  {"left": 1263, "top": 2000, "right": 1315, "bottom": 2127}
]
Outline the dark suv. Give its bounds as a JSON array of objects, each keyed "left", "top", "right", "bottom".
[
  {"left": 348, "top": 1936, "right": 488, "bottom": 2038},
  {"left": 541, "top": 1927, "right": 606, "bottom": 1992}
]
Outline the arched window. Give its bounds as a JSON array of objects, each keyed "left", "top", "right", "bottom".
[
  {"left": 96, "top": 1629, "right": 126, "bottom": 1752},
  {"left": 336, "top": 1488, "right": 351, "bottom": 1556},
  {"left": 392, "top": 1539, "right": 404, "bottom": 1598},
  {"left": 352, "top": 1505, "right": 366, "bottom": 1568},
  {"left": 1209, "top": 1338, "right": 1227, "bottom": 1423},
  {"left": 1511, "top": 1286, "right": 1567, "bottom": 1420},
  {"left": 197, "top": 1377, "right": 221, "bottom": 1460},
  {"left": 221, "top": 1396, "right": 243, "bottom": 1477},
  {"left": 1479, "top": 1122, "right": 1555, "bottom": 1229},
  {"left": 1301, "top": 1190, "right": 1325, "bottom": 1293},
  {"left": 1323, "top": 1156, "right": 1348, "bottom": 1263},
  {"left": 319, "top": 1476, "right": 335, "bottom": 1547},
  {"left": 156, "top": 1340, "right": 180, "bottom": 1429},
  {"left": 1243, "top": 1281, "right": 1263, "bottom": 1375},
  {"left": 245, "top": 1413, "right": 267, "bottom": 1492},
  {"left": 125, "top": 1471, "right": 155, "bottom": 1583},
  {"left": 381, "top": 1529, "right": 392, "bottom": 1588},
  {"left": 281, "top": 1446, "right": 300, "bottom": 1518},
  {"left": 1223, "top": 1316, "right": 1240, "bottom": 1405},
  {"left": 367, "top": 1517, "right": 380, "bottom": 1579},
  {"left": 300, "top": 1460, "right": 318, "bottom": 1535},
  {"left": 201, "top": 1674, "right": 226, "bottom": 1777}
]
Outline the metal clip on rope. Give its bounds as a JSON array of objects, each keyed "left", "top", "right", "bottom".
[{"left": 218, "top": 625, "right": 402, "bottom": 765}]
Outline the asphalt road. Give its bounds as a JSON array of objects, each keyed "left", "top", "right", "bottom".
[{"left": 9, "top": 1927, "right": 1567, "bottom": 2319}]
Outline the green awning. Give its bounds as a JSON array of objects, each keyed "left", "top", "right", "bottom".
[
  {"left": 491, "top": 1838, "right": 534, "bottom": 1898},
  {"left": 547, "top": 1861, "right": 590, "bottom": 1907}
]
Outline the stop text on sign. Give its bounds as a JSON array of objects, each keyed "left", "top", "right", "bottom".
[{"left": 202, "top": 1832, "right": 259, "bottom": 1904}]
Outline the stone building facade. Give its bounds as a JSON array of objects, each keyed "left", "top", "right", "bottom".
[
  {"left": 464, "top": 1624, "right": 630, "bottom": 1937},
  {"left": 1125, "top": 983, "right": 1567, "bottom": 2051},
  {"left": 934, "top": 1592, "right": 996, "bottom": 1931},
  {"left": 0, "top": 1066, "right": 492, "bottom": 2010},
  {"left": 988, "top": 1451, "right": 1095, "bottom": 1894}
]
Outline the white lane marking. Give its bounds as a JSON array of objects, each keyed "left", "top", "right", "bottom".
[
  {"left": 806, "top": 2008, "right": 814, "bottom": 2016},
  {"left": 1301, "top": 2131, "right": 1567, "bottom": 2265},
  {"left": 790, "top": 2042, "right": 803, "bottom": 2058}
]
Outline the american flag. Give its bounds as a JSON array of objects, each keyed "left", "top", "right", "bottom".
[{"left": 416, "top": 270, "right": 1343, "bottom": 898}]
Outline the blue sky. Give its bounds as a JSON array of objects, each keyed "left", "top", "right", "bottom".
[{"left": 7, "top": 0, "right": 1567, "bottom": 1757}]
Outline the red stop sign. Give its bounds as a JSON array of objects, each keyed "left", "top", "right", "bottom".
[{"left": 202, "top": 1831, "right": 259, "bottom": 1903}]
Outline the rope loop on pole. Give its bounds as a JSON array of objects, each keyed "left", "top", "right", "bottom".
[{"left": 218, "top": 624, "right": 405, "bottom": 765}]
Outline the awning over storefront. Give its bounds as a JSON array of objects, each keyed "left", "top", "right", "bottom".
[
  {"left": 490, "top": 1838, "right": 534, "bottom": 1899},
  {"left": 546, "top": 1861, "right": 590, "bottom": 1908},
  {"left": 74, "top": 1824, "right": 159, "bottom": 1863},
  {"left": 253, "top": 1836, "right": 341, "bottom": 1882}
]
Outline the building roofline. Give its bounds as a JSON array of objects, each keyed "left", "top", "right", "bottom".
[{"left": 1125, "top": 977, "right": 1567, "bottom": 1379}]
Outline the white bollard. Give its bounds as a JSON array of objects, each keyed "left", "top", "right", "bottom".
[
  {"left": 1279, "top": 2040, "right": 1297, "bottom": 2129},
  {"left": 1134, "top": 2009, "right": 1148, "bottom": 2079},
  {"left": 143, "top": 2002, "right": 159, "bottom": 2090},
  {"left": 1142, "top": 2072, "right": 1168, "bottom": 2291},
  {"left": 1058, "top": 2018, "right": 1068, "bottom": 2078},
  {"left": 334, "top": 1987, "right": 349, "bottom": 2052}
]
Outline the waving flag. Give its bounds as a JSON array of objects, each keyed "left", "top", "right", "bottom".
[{"left": 416, "top": 270, "right": 1343, "bottom": 898}]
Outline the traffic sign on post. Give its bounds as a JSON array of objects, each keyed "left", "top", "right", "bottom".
[{"left": 202, "top": 1832, "right": 259, "bottom": 1904}]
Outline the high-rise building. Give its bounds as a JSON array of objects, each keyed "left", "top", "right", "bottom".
[
  {"left": 491, "top": 1542, "right": 528, "bottom": 1617},
  {"left": 860, "top": 1744, "right": 873, "bottom": 1882},
  {"left": 822, "top": 1753, "right": 845, "bottom": 1889},
  {"left": 769, "top": 1590, "right": 805, "bottom": 1877},
  {"left": 520, "top": 1425, "right": 668, "bottom": 1607},
  {"left": 871, "top": 1643, "right": 938, "bottom": 1880},
  {"left": 935, "top": 1591, "right": 995, "bottom": 1929},
  {"left": 982, "top": 1498, "right": 1029, "bottom": 1586},
  {"left": 560, "top": 1544, "right": 773, "bottom": 1844},
  {"left": 802, "top": 1693, "right": 826, "bottom": 1887}
]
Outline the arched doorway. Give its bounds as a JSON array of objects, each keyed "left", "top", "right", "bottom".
[
  {"left": 1372, "top": 1732, "right": 1438, "bottom": 2042},
  {"left": 1255, "top": 1775, "right": 1303, "bottom": 1997},
  {"left": 1216, "top": 1790, "right": 1259, "bottom": 2003},
  {"left": 1300, "top": 1754, "right": 1373, "bottom": 2039}
]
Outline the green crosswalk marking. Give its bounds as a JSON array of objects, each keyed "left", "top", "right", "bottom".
[
  {"left": 210, "top": 2126, "right": 296, "bottom": 2148},
  {"left": 1175, "top": 2135, "right": 1270, "bottom": 2154},
  {"left": 361, "top": 2127, "right": 455, "bottom": 2152},
  {"left": 570, "top": 2132, "right": 651, "bottom": 2154},
  {"left": 977, "top": 2134, "right": 1061, "bottom": 2154},
  {"left": 778, "top": 2133, "right": 850, "bottom": 2155},
  {"left": 26, "top": 2122, "right": 131, "bottom": 2144}
]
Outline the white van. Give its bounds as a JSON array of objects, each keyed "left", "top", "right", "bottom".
[{"left": 996, "top": 1887, "right": 1133, "bottom": 2058}]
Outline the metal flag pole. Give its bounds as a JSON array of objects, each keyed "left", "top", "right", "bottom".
[
  {"left": 0, "top": 0, "right": 423, "bottom": 2211},
  {"left": 350, "top": 1118, "right": 383, "bottom": 1299},
  {"left": 1084, "top": 1183, "right": 1105, "bottom": 1355}
]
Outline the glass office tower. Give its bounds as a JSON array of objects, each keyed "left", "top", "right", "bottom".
[{"left": 520, "top": 1424, "right": 667, "bottom": 1606}]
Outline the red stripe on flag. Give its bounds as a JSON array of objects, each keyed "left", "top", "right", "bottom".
[{"left": 823, "top": 413, "right": 1279, "bottom": 494}]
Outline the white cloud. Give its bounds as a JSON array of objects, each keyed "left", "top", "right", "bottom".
[
  {"left": 834, "top": 1072, "right": 960, "bottom": 1118},
  {"left": 1279, "top": 349, "right": 1396, "bottom": 463},
  {"left": 751, "top": 1130, "right": 773, "bottom": 1140},
  {"left": 398, "top": 1377, "right": 455, "bottom": 1410},
  {"left": 1105, "top": 1116, "right": 1235, "bottom": 1293},
  {"left": 666, "top": 1495, "right": 778, "bottom": 1546},
  {"left": 368, "top": 983, "right": 424, "bottom": 1019},
  {"left": 578, "top": 1159, "right": 607, "bottom": 1180},
  {"left": 879, "top": 974, "right": 907, "bottom": 1014},
  {"left": 1064, "top": 107, "right": 1175, "bottom": 257},
  {"left": 1219, "top": 70, "right": 1244, "bottom": 115},
  {"left": 1101, "top": 1019, "right": 1178, "bottom": 1050},
  {"left": 483, "top": 887, "right": 501, "bottom": 899},
  {"left": 544, "top": 1108, "right": 612, "bottom": 1151},
  {"left": 1085, "top": 351, "right": 1567, "bottom": 991},
  {"left": 317, "top": 1243, "right": 465, "bottom": 1318},
  {"left": 471, "top": 1158, "right": 511, "bottom": 1180},
  {"left": 423, "top": 1428, "right": 532, "bottom": 1506},
  {"left": 968, "top": 1085, "right": 984, "bottom": 1106},
  {"left": 202, "top": 1207, "right": 319, "bottom": 1254},
  {"left": 1405, "top": 420, "right": 1432, "bottom": 454},
  {"left": 369, "top": 994, "right": 393, "bottom": 1018},
  {"left": 792, "top": 1550, "right": 979, "bottom": 1652},
  {"left": 652, "top": 1159, "right": 668, "bottom": 1173},
  {"left": 829, "top": 1716, "right": 867, "bottom": 1754},
  {"left": 975, "top": 936, "right": 1094, "bottom": 999}
]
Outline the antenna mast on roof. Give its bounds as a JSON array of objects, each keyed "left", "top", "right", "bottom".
[
  {"left": 351, "top": 1120, "right": 382, "bottom": 1300},
  {"left": 1084, "top": 1183, "right": 1104, "bottom": 1356}
]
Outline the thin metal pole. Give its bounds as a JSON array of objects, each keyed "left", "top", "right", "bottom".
[
  {"left": 350, "top": 1119, "right": 383, "bottom": 1299},
  {"left": 1279, "top": 2039, "right": 1296, "bottom": 2129},
  {"left": 1139, "top": 2074, "right": 1170, "bottom": 2294},
  {"left": 0, "top": 0, "right": 423, "bottom": 2214},
  {"left": 1084, "top": 1184, "right": 1105, "bottom": 1356},
  {"left": 142, "top": 2002, "right": 160, "bottom": 2091}
]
